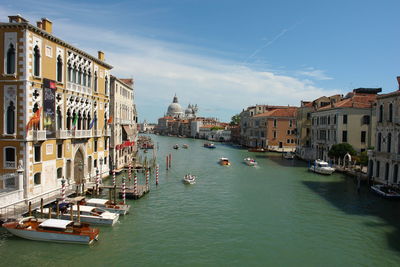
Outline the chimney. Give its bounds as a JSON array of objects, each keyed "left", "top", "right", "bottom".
[
  {"left": 41, "top": 18, "right": 52, "bottom": 34},
  {"left": 8, "top": 14, "right": 28, "bottom": 23},
  {"left": 397, "top": 76, "right": 400, "bottom": 90},
  {"left": 98, "top": 51, "right": 105, "bottom": 61},
  {"left": 36, "top": 21, "right": 42, "bottom": 29}
]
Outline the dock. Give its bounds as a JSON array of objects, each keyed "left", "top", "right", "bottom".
[{"left": 100, "top": 185, "right": 150, "bottom": 200}]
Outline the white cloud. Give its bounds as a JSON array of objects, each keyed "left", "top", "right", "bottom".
[{"left": 296, "top": 67, "right": 333, "bottom": 81}]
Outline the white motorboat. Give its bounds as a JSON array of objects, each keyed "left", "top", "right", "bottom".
[
  {"left": 183, "top": 174, "right": 196, "bottom": 184},
  {"left": 371, "top": 184, "right": 400, "bottom": 199},
  {"left": 2, "top": 217, "right": 99, "bottom": 245},
  {"left": 39, "top": 205, "right": 119, "bottom": 226},
  {"left": 82, "top": 198, "right": 130, "bottom": 215},
  {"left": 219, "top": 158, "right": 231, "bottom": 166},
  {"left": 283, "top": 152, "right": 295, "bottom": 160},
  {"left": 309, "top": 160, "right": 335, "bottom": 175},
  {"left": 244, "top": 157, "right": 257, "bottom": 166}
]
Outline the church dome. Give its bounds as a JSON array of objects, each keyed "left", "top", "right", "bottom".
[{"left": 167, "top": 95, "right": 184, "bottom": 117}]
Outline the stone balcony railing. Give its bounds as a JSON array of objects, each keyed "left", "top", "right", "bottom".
[
  {"left": 4, "top": 161, "right": 16, "bottom": 169},
  {"left": 72, "top": 130, "right": 92, "bottom": 138},
  {"left": 56, "top": 130, "right": 70, "bottom": 139},
  {"left": 31, "top": 130, "right": 47, "bottom": 141},
  {"left": 93, "top": 130, "right": 102, "bottom": 137}
]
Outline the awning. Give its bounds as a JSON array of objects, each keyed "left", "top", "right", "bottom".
[{"left": 122, "top": 125, "right": 135, "bottom": 138}]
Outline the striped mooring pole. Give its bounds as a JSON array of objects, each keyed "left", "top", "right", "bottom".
[
  {"left": 166, "top": 156, "right": 169, "bottom": 170},
  {"left": 169, "top": 154, "right": 172, "bottom": 168},
  {"left": 145, "top": 167, "right": 149, "bottom": 187},
  {"left": 112, "top": 167, "right": 116, "bottom": 187},
  {"left": 156, "top": 164, "right": 159, "bottom": 185},
  {"left": 122, "top": 176, "right": 126, "bottom": 204},
  {"left": 95, "top": 168, "right": 100, "bottom": 196},
  {"left": 61, "top": 178, "right": 66, "bottom": 203},
  {"left": 134, "top": 170, "right": 138, "bottom": 195}
]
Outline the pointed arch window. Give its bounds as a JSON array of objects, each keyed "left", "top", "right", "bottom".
[
  {"left": 83, "top": 70, "right": 87, "bottom": 86},
  {"left": 87, "top": 71, "right": 91, "bottom": 88},
  {"left": 33, "top": 45, "right": 40, "bottom": 76},
  {"left": 377, "top": 132, "right": 382, "bottom": 152},
  {"left": 6, "top": 101, "right": 15, "bottom": 134},
  {"left": 57, "top": 55, "right": 63, "bottom": 82},
  {"left": 78, "top": 68, "right": 82, "bottom": 85},
  {"left": 389, "top": 103, "right": 393, "bottom": 122},
  {"left": 105, "top": 76, "right": 109, "bottom": 95},
  {"left": 56, "top": 106, "right": 62, "bottom": 129},
  {"left": 6, "top": 43, "right": 16, "bottom": 74},
  {"left": 94, "top": 71, "right": 98, "bottom": 92},
  {"left": 66, "top": 109, "right": 71, "bottom": 130},
  {"left": 379, "top": 105, "right": 383, "bottom": 123},
  {"left": 388, "top": 133, "right": 392, "bottom": 153},
  {"left": 67, "top": 64, "right": 72, "bottom": 82}
]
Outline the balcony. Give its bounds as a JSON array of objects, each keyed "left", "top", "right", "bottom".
[
  {"left": 72, "top": 130, "right": 92, "bottom": 138},
  {"left": 56, "top": 130, "right": 71, "bottom": 139},
  {"left": 93, "top": 130, "right": 102, "bottom": 137},
  {"left": 4, "top": 161, "right": 16, "bottom": 169},
  {"left": 32, "top": 130, "right": 47, "bottom": 141},
  {"left": 105, "top": 129, "right": 111, "bottom": 136}
]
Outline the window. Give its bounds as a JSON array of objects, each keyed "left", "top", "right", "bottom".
[
  {"left": 33, "top": 45, "right": 40, "bottom": 76},
  {"left": 334, "top": 115, "right": 337, "bottom": 124},
  {"left": 94, "top": 159, "right": 97, "bottom": 168},
  {"left": 289, "top": 120, "right": 293, "bottom": 127},
  {"left": 387, "top": 133, "right": 392, "bottom": 153},
  {"left": 57, "top": 143, "right": 63, "bottom": 158},
  {"left": 105, "top": 76, "right": 109, "bottom": 95},
  {"left": 287, "top": 139, "right": 290, "bottom": 144},
  {"left": 398, "top": 134, "right": 400, "bottom": 155},
  {"left": 78, "top": 68, "right": 82, "bottom": 84},
  {"left": 34, "top": 173, "right": 41, "bottom": 185},
  {"left": 94, "top": 71, "right": 98, "bottom": 91},
  {"left": 389, "top": 103, "right": 393, "bottom": 122},
  {"left": 67, "top": 64, "right": 72, "bottom": 82},
  {"left": 342, "top": 131, "right": 348, "bottom": 142},
  {"left": 6, "top": 43, "right": 16, "bottom": 74},
  {"left": 343, "top": 115, "right": 348, "bottom": 124},
  {"left": 273, "top": 119, "right": 277, "bottom": 127},
  {"left": 88, "top": 71, "right": 91, "bottom": 87},
  {"left": 6, "top": 101, "right": 15, "bottom": 134},
  {"left": 4, "top": 147, "right": 16, "bottom": 168},
  {"left": 376, "top": 161, "right": 380, "bottom": 178},
  {"left": 385, "top": 163, "right": 389, "bottom": 180},
  {"left": 273, "top": 131, "right": 277, "bottom": 139},
  {"left": 328, "top": 116, "right": 331, "bottom": 125},
  {"left": 394, "top": 165, "right": 398, "bottom": 184},
  {"left": 379, "top": 105, "right": 383, "bottom": 123},
  {"left": 104, "top": 157, "right": 107, "bottom": 165},
  {"left": 57, "top": 167, "right": 63, "bottom": 179},
  {"left": 363, "top": 115, "right": 370, "bottom": 125},
  {"left": 56, "top": 55, "right": 63, "bottom": 82},
  {"left": 94, "top": 140, "right": 98, "bottom": 152},
  {"left": 377, "top": 133, "right": 382, "bottom": 152},
  {"left": 287, "top": 130, "right": 290, "bottom": 135},
  {"left": 34, "top": 145, "right": 41, "bottom": 162},
  {"left": 361, "top": 131, "right": 366, "bottom": 143}
]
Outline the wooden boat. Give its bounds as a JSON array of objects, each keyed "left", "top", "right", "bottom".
[
  {"left": 309, "top": 160, "right": 335, "bottom": 175},
  {"left": 244, "top": 157, "right": 257, "bottom": 166},
  {"left": 173, "top": 144, "right": 179, "bottom": 149},
  {"left": 81, "top": 198, "right": 130, "bottom": 215},
  {"left": 38, "top": 205, "right": 119, "bottom": 226},
  {"left": 183, "top": 174, "right": 196, "bottom": 184},
  {"left": 248, "top": 148, "right": 266, "bottom": 152},
  {"left": 219, "top": 158, "right": 231, "bottom": 166},
  {"left": 2, "top": 217, "right": 99, "bottom": 245},
  {"left": 204, "top": 143, "right": 216, "bottom": 149},
  {"left": 371, "top": 185, "right": 400, "bottom": 199}
]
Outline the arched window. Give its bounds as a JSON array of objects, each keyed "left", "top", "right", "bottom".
[
  {"left": 6, "top": 101, "right": 15, "bottom": 134},
  {"left": 4, "top": 147, "right": 16, "bottom": 168},
  {"left": 87, "top": 71, "right": 91, "bottom": 87},
  {"left": 87, "top": 113, "right": 91, "bottom": 129},
  {"left": 94, "top": 71, "right": 98, "bottom": 91},
  {"left": 376, "top": 161, "right": 380, "bottom": 178},
  {"left": 33, "top": 45, "right": 40, "bottom": 76},
  {"left": 379, "top": 105, "right": 383, "bottom": 123},
  {"left": 6, "top": 43, "right": 16, "bottom": 74},
  {"left": 56, "top": 106, "right": 62, "bottom": 129},
  {"left": 387, "top": 133, "right": 392, "bottom": 153},
  {"left": 56, "top": 55, "right": 63, "bottom": 82},
  {"left": 67, "top": 63, "right": 72, "bottom": 82},
  {"left": 105, "top": 76, "right": 109, "bottom": 95},
  {"left": 72, "top": 66, "right": 77, "bottom": 83},
  {"left": 34, "top": 172, "right": 41, "bottom": 185},
  {"left": 66, "top": 109, "right": 71, "bottom": 130},
  {"left": 83, "top": 70, "right": 87, "bottom": 86},
  {"left": 389, "top": 103, "right": 393, "bottom": 122},
  {"left": 94, "top": 112, "right": 98, "bottom": 129},
  {"left": 78, "top": 111, "right": 82, "bottom": 130},
  {"left": 57, "top": 167, "right": 63, "bottom": 179},
  {"left": 394, "top": 165, "right": 399, "bottom": 184},
  {"left": 385, "top": 162, "right": 389, "bottom": 181},
  {"left": 78, "top": 68, "right": 82, "bottom": 85},
  {"left": 377, "top": 132, "right": 382, "bottom": 152}
]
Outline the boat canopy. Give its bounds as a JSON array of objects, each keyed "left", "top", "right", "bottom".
[
  {"left": 220, "top": 158, "right": 229, "bottom": 161},
  {"left": 86, "top": 198, "right": 109, "bottom": 205},
  {"left": 39, "top": 219, "right": 73, "bottom": 229},
  {"left": 71, "top": 205, "right": 96, "bottom": 212}
]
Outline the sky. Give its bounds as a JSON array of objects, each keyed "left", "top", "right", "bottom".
[{"left": 2, "top": 0, "right": 399, "bottom": 122}]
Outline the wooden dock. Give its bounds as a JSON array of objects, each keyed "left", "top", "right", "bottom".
[{"left": 118, "top": 185, "right": 150, "bottom": 200}]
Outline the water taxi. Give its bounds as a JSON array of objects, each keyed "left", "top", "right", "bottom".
[
  {"left": 2, "top": 217, "right": 99, "bottom": 245},
  {"left": 81, "top": 198, "right": 130, "bottom": 215},
  {"left": 309, "top": 160, "right": 335, "bottom": 175},
  {"left": 183, "top": 174, "right": 196, "bottom": 184},
  {"left": 244, "top": 157, "right": 257, "bottom": 166},
  {"left": 173, "top": 144, "right": 179, "bottom": 149},
  {"left": 371, "top": 184, "right": 400, "bottom": 199},
  {"left": 183, "top": 144, "right": 189, "bottom": 149},
  {"left": 219, "top": 158, "right": 231, "bottom": 166},
  {"left": 204, "top": 143, "right": 216, "bottom": 149}
]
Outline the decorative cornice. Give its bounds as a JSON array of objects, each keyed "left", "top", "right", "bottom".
[{"left": 0, "top": 22, "right": 113, "bottom": 69}]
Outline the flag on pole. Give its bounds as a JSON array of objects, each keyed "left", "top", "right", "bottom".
[
  {"left": 26, "top": 107, "right": 42, "bottom": 132},
  {"left": 72, "top": 113, "right": 78, "bottom": 130},
  {"left": 89, "top": 117, "right": 97, "bottom": 129}
]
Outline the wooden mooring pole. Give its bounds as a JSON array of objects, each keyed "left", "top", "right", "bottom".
[
  {"left": 28, "top": 201, "right": 32, "bottom": 217},
  {"left": 40, "top": 198, "right": 44, "bottom": 219}
]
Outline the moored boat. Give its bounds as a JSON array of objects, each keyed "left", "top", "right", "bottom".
[
  {"left": 371, "top": 184, "right": 400, "bottom": 199},
  {"left": 2, "top": 217, "right": 99, "bottom": 245},
  {"left": 183, "top": 144, "right": 189, "bottom": 149},
  {"left": 248, "top": 148, "right": 266, "bottom": 152},
  {"left": 283, "top": 152, "right": 295, "bottom": 160},
  {"left": 204, "top": 143, "right": 216, "bottom": 149},
  {"left": 82, "top": 198, "right": 130, "bottom": 215},
  {"left": 244, "top": 157, "right": 257, "bottom": 166},
  {"left": 173, "top": 144, "right": 179, "bottom": 149},
  {"left": 219, "top": 157, "right": 231, "bottom": 166},
  {"left": 309, "top": 160, "right": 335, "bottom": 175},
  {"left": 183, "top": 174, "right": 196, "bottom": 184}
]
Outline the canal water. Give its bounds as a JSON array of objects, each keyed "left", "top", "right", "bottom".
[{"left": 2, "top": 134, "right": 400, "bottom": 266}]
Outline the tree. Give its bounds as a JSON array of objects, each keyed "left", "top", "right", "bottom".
[
  {"left": 328, "top": 143, "right": 356, "bottom": 159},
  {"left": 230, "top": 114, "right": 240, "bottom": 126}
]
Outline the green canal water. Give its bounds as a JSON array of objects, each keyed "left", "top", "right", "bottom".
[{"left": 2, "top": 134, "right": 400, "bottom": 266}]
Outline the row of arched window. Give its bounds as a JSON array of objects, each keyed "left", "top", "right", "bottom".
[
  {"left": 6, "top": 43, "right": 16, "bottom": 74},
  {"left": 376, "top": 132, "right": 400, "bottom": 154},
  {"left": 374, "top": 161, "right": 399, "bottom": 183},
  {"left": 378, "top": 103, "right": 395, "bottom": 123}
]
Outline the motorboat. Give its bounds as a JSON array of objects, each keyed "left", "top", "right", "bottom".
[
  {"left": 2, "top": 217, "right": 99, "bottom": 245},
  {"left": 244, "top": 157, "right": 257, "bottom": 166},
  {"left": 173, "top": 144, "right": 179, "bottom": 149},
  {"left": 183, "top": 174, "right": 196, "bottom": 184},
  {"left": 371, "top": 184, "right": 400, "bottom": 199},
  {"left": 219, "top": 158, "right": 231, "bottom": 166},
  {"left": 248, "top": 148, "right": 266, "bottom": 152},
  {"left": 309, "top": 160, "right": 335, "bottom": 175},
  {"left": 283, "top": 152, "right": 295, "bottom": 160},
  {"left": 204, "top": 143, "right": 216, "bottom": 149},
  {"left": 182, "top": 144, "right": 189, "bottom": 149},
  {"left": 38, "top": 205, "right": 119, "bottom": 226},
  {"left": 81, "top": 198, "right": 130, "bottom": 215}
]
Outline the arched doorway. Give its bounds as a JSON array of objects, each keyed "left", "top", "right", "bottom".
[{"left": 74, "top": 149, "right": 84, "bottom": 184}]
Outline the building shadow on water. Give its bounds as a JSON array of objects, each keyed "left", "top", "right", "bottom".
[{"left": 302, "top": 179, "right": 400, "bottom": 252}]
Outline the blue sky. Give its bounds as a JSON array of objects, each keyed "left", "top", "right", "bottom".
[{"left": 2, "top": 0, "right": 399, "bottom": 122}]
